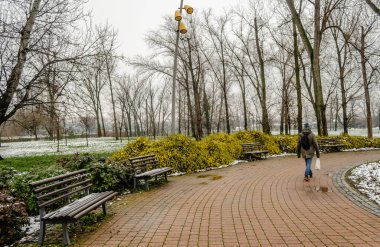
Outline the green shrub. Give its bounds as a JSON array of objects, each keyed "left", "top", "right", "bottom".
[
  {"left": 199, "top": 133, "right": 242, "bottom": 167},
  {"left": 87, "top": 162, "right": 130, "bottom": 192},
  {"left": 0, "top": 191, "right": 29, "bottom": 246},
  {"left": 110, "top": 137, "right": 153, "bottom": 162},
  {"left": 145, "top": 134, "right": 208, "bottom": 172},
  {"left": 0, "top": 167, "right": 67, "bottom": 215},
  {"left": 57, "top": 153, "right": 96, "bottom": 171},
  {"left": 0, "top": 167, "right": 17, "bottom": 189}
]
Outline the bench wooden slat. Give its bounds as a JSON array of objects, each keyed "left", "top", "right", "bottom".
[
  {"left": 66, "top": 192, "right": 114, "bottom": 218},
  {"left": 129, "top": 154, "right": 156, "bottom": 162},
  {"left": 44, "top": 193, "right": 101, "bottom": 220},
  {"left": 44, "top": 191, "right": 115, "bottom": 220},
  {"left": 319, "top": 138, "right": 345, "bottom": 152},
  {"left": 39, "top": 184, "right": 92, "bottom": 208},
  {"left": 241, "top": 143, "right": 269, "bottom": 160},
  {"left": 135, "top": 167, "right": 173, "bottom": 178},
  {"left": 33, "top": 174, "right": 89, "bottom": 194},
  {"left": 30, "top": 169, "right": 117, "bottom": 246},
  {"left": 30, "top": 169, "right": 87, "bottom": 187},
  {"left": 129, "top": 154, "right": 172, "bottom": 191},
  {"left": 131, "top": 160, "right": 158, "bottom": 169},
  {"left": 73, "top": 192, "right": 118, "bottom": 219},
  {"left": 37, "top": 179, "right": 92, "bottom": 201}
]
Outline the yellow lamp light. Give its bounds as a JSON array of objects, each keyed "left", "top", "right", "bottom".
[
  {"left": 175, "top": 10, "right": 182, "bottom": 21},
  {"left": 179, "top": 22, "right": 187, "bottom": 34},
  {"left": 184, "top": 5, "right": 193, "bottom": 14}
]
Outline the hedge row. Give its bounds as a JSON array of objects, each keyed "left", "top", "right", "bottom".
[{"left": 110, "top": 131, "right": 380, "bottom": 173}]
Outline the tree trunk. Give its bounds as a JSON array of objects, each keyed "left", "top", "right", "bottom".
[
  {"left": 217, "top": 94, "right": 223, "bottom": 133},
  {"left": 0, "top": 0, "right": 42, "bottom": 126},
  {"left": 280, "top": 68, "right": 285, "bottom": 135},
  {"left": 365, "top": 0, "right": 380, "bottom": 16},
  {"left": 293, "top": 20, "right": 303, "bottom": 133},
  {"left": 333, "top": 34, "right": 349, "bottom": 134},
  {"left": 286, "top": 0, "right": 327, "bottom": 136},
  {"left": 313, "top": 0, "right": 328, "bottom": 136},
  {"left": 360, "top": 26, "right": 373, "bottom": 138},
  {"left": 187, "top": 39, "right": 203, "bottom": 140},
  {"left": 254, "top": 17, "right": 270, "bottom": 134},
  {"left": 99, "top": 98, "right": 106, "bottom": 137},
  {"left": 221, "top": 54, "right": 230, "bottom": 134},
  {"left": 240, "top": 69, "right": 248, "bottom": 131},
  {"left": 106, "top": 64, "right": 118, "bottom": 140},
  {"left": 203, "top": 85, "right": 211, "bottom": 135}
]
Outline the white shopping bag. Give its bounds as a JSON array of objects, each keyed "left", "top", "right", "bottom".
[{"left": 315, "top": 158, "right": 321, "bottom": 170}]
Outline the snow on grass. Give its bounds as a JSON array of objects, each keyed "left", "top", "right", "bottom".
[
  {"left": 348, "top": 161, "right": 380, "bottom": 206},
  {"left": 0, "top": 137, "right": 127, "bottom": 157}
]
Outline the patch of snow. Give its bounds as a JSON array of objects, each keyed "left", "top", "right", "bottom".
[
  {"left": 168, "top": 171, "right": 186, "bottom": 177},
  {"left": 18, "top": 216, "right": 40, "bottom": 243},
  {"left": 269, "top": 153, "right": 295, "bottom": 158},
  {"left": 348, "top": 161, "right": 380, "bottom": 206},
  {"left": 343, "top": 147, "right": 380, "bottom": 152},
  {"left": 229, "top": 160, "right": 247, "bottom": 166},
  {"left": 0, "top": 137, "right": 126, "bottom": 158}
]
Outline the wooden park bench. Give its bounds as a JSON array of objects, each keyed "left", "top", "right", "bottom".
[
  {"left": 129, "top": 154, "right": 172, "bottom": 191},
  {"left": 318, "top": 138, "right": 345, "bottom": 152},
  {"left": 242, "top": 142, "right": 269, "bottom": 161},
  {"left": 30, "top": 169, "right": 118, "bottom": 246}
]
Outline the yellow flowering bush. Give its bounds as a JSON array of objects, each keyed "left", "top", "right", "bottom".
[
  {"left": 233, "top": 130, "right": 281, "bottom": 154},
  {"left": 145, "top": 134, "right": 208, "bottom": 172},
  {"left": 198, "top": 133, "right": 242, "bottom": 167},
  {"left": 336, "top": 134, "right": 380, "bottom": 149},
  {"left": 110, "top": 137, "right": 153, "bottom": 162},
  {"left": 273, "top": 135, "right": 299, "bottom": 153},
  {"left": 109, "top": 132, "right": 379, "bottom": 174}
]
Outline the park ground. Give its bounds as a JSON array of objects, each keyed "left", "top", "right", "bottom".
[{"left": 74, "top": 150, "right": 380, "bottom": 247}]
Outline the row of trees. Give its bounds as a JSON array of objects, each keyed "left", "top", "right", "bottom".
[{"left": 0, "top": 0, "right": 379, "bottom": 142}]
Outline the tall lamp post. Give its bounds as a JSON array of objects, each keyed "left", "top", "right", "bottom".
[{"left": 171, "top": 2, "right": 193, "bottom": 134}]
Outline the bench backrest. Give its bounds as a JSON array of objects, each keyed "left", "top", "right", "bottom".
[
  {"left": 29, "top": 169, "right": 92, "bottom": 211},
  {"left": 129, "top": 154, "right": 158, "bottom": 174},
  {"left": 319, "top": 138, "right": 341, "bottom": 145},
  {"left": 242, "top": 142, "right": 263, "bottom": 152}
]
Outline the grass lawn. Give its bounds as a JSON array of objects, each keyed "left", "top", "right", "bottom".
[{"left": 0, "top": 152, "right": 112, "bottom": 172}]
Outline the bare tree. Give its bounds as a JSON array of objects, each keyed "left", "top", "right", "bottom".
[
  {"left": 346, "top": 3, "right": 379, "bottom": 138},
  {"left": 285, "top": 0, "right": 346, "bottom": 136},
  {"left": 203, "top": 10, "right": 233, "bottom": 134},
  {"left": 0, "top": 0, "right": 92, "bottom": 127},
  {"left": 228, "top": 4, "right": 272, "bottom": 134},
  {"left": 98, "top": 24, "right": 120, "bottom": 140}
]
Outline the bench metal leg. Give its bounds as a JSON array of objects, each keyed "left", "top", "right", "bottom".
[
  {"left": 62, "top": 222, "right": 70, "bottom": 245},
  {"left": 145, "top": 178, "right": 149, "bottom": 191},
  {"left": 38, "top": 221, "right": 46, "bottom": 246},
  {"left": 133, "top": 177, "right": 137, "bottom": 190},
  {"left": 102, "top": 203, "right": 107, "bottom": 215},
  {"left": 165, "top": 173, "right": 168, "bottom": 182}
]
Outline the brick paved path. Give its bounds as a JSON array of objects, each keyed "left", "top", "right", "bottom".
[{"left": 78, "top": 150, "right": 380, "bottom": 246}]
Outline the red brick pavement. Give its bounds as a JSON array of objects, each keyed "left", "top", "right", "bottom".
[{"left": 77, "top": 150, "right": 380, "bottom": 246}]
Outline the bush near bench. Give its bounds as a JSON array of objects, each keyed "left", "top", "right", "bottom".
[{"left": 0, "top": 191, "right": 29, "bottom": 246}]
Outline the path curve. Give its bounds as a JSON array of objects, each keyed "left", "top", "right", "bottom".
[{"left": 78, "top": 150, "right": 380, "bottom": 246}]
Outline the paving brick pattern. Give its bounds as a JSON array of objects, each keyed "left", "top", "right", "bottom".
[{"left": 78, "top": 150, "right": 380, "bottom": 247}]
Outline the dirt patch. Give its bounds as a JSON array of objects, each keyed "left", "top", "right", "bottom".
[
  {"left": 211, "top": 175, "right": 223, "bottom": 180},
  {"left": 197, "top": 174, "right": 223, "bottom": 180}
]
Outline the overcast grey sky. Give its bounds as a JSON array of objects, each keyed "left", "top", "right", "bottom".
[{"left": 89, "top": 0, "right": 247, "bottom": 58}]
